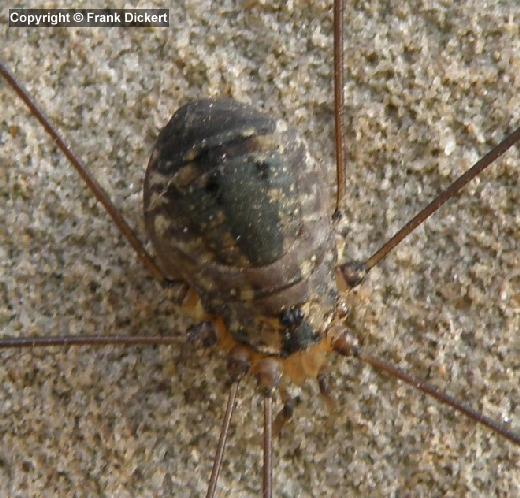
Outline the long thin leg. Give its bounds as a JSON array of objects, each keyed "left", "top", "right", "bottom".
[
  {"left": 357, "top": 127, "right": 520, "bottom": 274},
  {"left": 333, "top": 0, "right": 346, "bottom": 213},
  {"left": 0, "top": 61, "right": 168, "bottom": 283},
  {"left": 263, "top": 395, "right": 273, "bottom": 498},
  {"left": 254, "top": 359, "right": 280, "bottom": 497},
  {"left": 334, "top": 333, "right": 520, "bottom": 445},
  {"left": 0, "top": 335, "right": 180, "bottom": 349},
  {"left": 206, "top": 382, "right": 240, "bottom": 498}
]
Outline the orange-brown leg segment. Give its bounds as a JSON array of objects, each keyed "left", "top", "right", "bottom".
[
  {"left": 273, "top": 387, "right": 298, "bottom": 439},
  {"left": 318, "top": 370, "right": 337, "bottom": 414}
]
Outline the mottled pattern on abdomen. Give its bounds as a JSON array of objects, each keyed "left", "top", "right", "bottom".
[{"left": 144, "top": 99, "right": 337, "bottom": 354}]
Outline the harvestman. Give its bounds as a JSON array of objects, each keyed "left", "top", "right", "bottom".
[{"left": 1, "top": 2, "right": 519, "bottom": 497}]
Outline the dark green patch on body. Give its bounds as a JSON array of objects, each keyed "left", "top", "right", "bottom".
[
  {"left": 180, "top": 152, "right": 296, "bottom": 266},
  {"left": 152, "top": 99, "right": 300, "bottom": 267}
]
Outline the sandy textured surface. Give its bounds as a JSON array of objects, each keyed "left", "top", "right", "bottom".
[{"left": 1, "top": 1, "right": 519, "bottom": 497}]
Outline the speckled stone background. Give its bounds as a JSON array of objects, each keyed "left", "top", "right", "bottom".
[{"left": 1, "top": 1, "right": 519, "bottom": 497}]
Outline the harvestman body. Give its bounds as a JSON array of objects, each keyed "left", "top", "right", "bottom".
[{"left": 2, "top": 2, "right": 520, "bottom": 496}]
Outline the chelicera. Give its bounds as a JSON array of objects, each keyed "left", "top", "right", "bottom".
[{"left": 1, "top": 2, "right": 519, "bottom": 496}]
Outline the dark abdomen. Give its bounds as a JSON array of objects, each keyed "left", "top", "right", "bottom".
[{"left": 144, "top": 99, "right": 337, "bottom": 354}]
